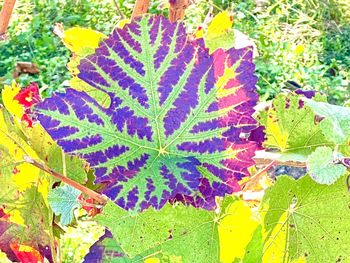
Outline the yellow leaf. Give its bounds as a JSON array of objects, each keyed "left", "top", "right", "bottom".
[
  {"left": 62, "top": 27, "right": 106, "bottom": 57},
  {"left": 262, "top": 210, "right": 289, "bottom": 263},
  {"left": 295, "top": 44, "right": 305, "bottom": 55},
  {"left": 206, "top": 11, "right": 233, "bottom": 41},
  {"left": 0, "top": 109, "right": 50, "bottom": 204},
  {"left": 219, "top": 200, "right": 259, "bottom": 263},
  {"left": 2, "top": 82, "right": 24, "bottom": 119},
  {"left": 194, "top": 26, "right": 204, "bottom": 39},
  {"left": 117, "top": 19, "right": 131, "bottom": 29},
  {"left": 144, "top": 258, "right": 160, "bottom": 263},
  {"left": 3, "top": 209, "right": 25, "bottom": 226},
  {"left": 265, "top": 114, "right": 289, "bottom": 151}
]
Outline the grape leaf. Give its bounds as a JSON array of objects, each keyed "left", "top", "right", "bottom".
[
  {"left": 0, "top": 188, "right": 54, "bottom": 263},
  {"left": 219, "top": 199, "right": 260, "bottom": 263},
  {"left": 241, "top": 225, "right": 263, "bottom": 263},
  {"left": 59, "top": 26, "right": 111, "bottom": 108},
  {"left": 262, "top": 175, "right": 350, "bottom": 262},
  {"left": 205, "top": 11, "right": 235, "bottom": 53},
  {"left": 83, "top": 229, "right": 184, "bottom": 263},
  {"left": 0, "top": 107, "right": 49, "bottom": 203},
  {"left": 83, "top": 230, "right": 138, "bottom": 263},
  {"left": 95, "top": 201, "right": 220, "bottom": 261},
  {"left": 258, "top": 92, "right": 331, "bottom": 161},
  {"left": 48, "top": 185, "right": 81, "bottom": 226},
  {"left": 47, "top": 147, "right": 87, "bottom": 184},
  {"left": 305, "top": 99, "right": 350, "bottom": 145},
  {"left": 35, "top": 15, "right": 259, "bottom": 211},
  {"left": 307, "top": 146, "right": 346, "bottom": 184}
]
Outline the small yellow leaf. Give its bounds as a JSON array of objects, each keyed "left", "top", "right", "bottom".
[
  {"left": 206, "top": 11, "right": 233, "bottom": 40},
  {"left": 62, "top": 27, "right": 106, "bottom": 56},
  {"left": 3, "top": 209, "right": 25, "bottom": 226},
  {"left": 2, "top": 82, "right": 24, "bottom": 119},
  {"left": 295, "top": 44, "right": 305, "bottom": 55},
  {"left": 117, "top": 19, "right": 131, "bottom": 29},
  {"left": 194, "top": 26, "right": 204, "bottom": 39}
]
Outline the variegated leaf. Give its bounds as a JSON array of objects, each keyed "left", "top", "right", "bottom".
[{"left": 35, "top": 15, "right": 259, "bottom": 211}]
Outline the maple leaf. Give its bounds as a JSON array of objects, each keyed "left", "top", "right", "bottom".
[{"left": 35, "top": 15, "right": 259, "bottom": 211}]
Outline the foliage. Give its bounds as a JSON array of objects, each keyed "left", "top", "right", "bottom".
[
  {"left": 35, "top": 15, "right": 259, "bottom": 211},
  {"left": 230, "top": 0, "right": 350, "bottom": 103},
  {"left": 306, "top": 146, "right": 346, "bottom": 184},
  {"left": 0, "top": 0, "right": 122, "bottom": 97},
  {"left": 1, "top": 1, "right": 350, "bottom": 263},
  {"left": 48, "top": 185, "right": 81, "bottom": 226},
  {"left": 262, "top": 174, "right": 350, "bottom": 262}
]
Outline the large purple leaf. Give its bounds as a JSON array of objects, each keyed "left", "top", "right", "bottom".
[{"left": 35, "top": 15, "right": 259, "bottom": 211}]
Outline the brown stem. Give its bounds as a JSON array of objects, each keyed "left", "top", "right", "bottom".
[
  {"left": 169, "top": 0, "right": 190, "bottom": 22},
  {"left": 0, "top": 0, "right": 16, "bottom": 36},
  {"left": 24, "top": 156, "right": 108, "bottom": 205},
  {"left": 112, "top": 0, "right": 125, "bottom": 19},
  {"left": 254, "top": 157, "right": 306, "bottom": 167},
  {"left": 131, "top": 0, "right": 150, "bottom": 20},
  {"left": 241, "top": 160, "right": 276, "bottom": 190}
]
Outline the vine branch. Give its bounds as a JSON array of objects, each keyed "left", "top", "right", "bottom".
[
  {"left": 169, "top": 0, "right": 190, "bottom": 22},
  {"left": 131, "top": 0, "right": 150, "bottom": 20},
  {"left": 0, "top": 0, "right": 16, "bottom": 38},
  {"left": 112, "top": 0, "right": 125, "bottom": 19},
  {"left": 24, "top": 156, "right": 108, "bottom": 205}
]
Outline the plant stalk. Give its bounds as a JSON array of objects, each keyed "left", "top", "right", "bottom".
[
  {"left": 169, "top": 0, "right": 190, "bottom": 22},
  {"left": 112, "top": 0, "right": 125, "bottom": 19},
  {"left": 131, "top": 0, "right": 150, "bottom": 20},
  {"left": 0, "top": 0, "right": 16, "bottom": 37}
]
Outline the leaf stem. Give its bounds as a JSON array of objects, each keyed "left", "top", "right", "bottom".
[
  {"left": 112, "top": 0, "right": 125, "bottom": 19},
  {"left": 24, "top": 156, "right": 108, "bottom": 205}
]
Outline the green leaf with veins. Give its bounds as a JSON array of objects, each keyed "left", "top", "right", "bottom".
[
  {"left": 48, "top": 185, "right": 81, "bottom": 226},
  {"left": 262, "top": 175, "right": 350, "bottom": 262},
  {"left": 47, "top": 147, "right": 87, "bottom": 184},
  {"left": 307, "top": 146, "right": 346, "bottom": 185},
  {"left": 242, "top": 225, "right": 263, "bottom": 263},
  {"left": 0, "top": 187, "right": 54, "bottom": 262},
  {"left": 258, "top": 92, "right": 331, "bottom": 160},
  {"left": 96, "top": 201, "right": 220, "bottom": 262},
  {"left": 305, "top": 99, "right": 350, "bottom": 145}
]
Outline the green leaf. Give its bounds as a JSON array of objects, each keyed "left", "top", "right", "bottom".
[
  {"left": 258, "top": 92, "right": 330, "bottom": 158},
  {"left": 96, "top": 201, "right": 219, "bottom": 262},
  {"left": 307, "top": 146, "right": 346, "bottom": 184},
  {"left": 48, "top": 185, "right": 81, "bottom": 226},
  {"left": 47, "top": 147, "right": 87, "bottom": 184},
  {"left": 262, "top": 175, "right": 350, "bottom": 262},
  {"left": 305, "top": 99, "right": 350, "bottom": 144}
]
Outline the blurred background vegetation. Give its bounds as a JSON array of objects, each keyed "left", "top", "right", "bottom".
[{"left": 0, "top": 0, "right": 349, "bottom": 103}]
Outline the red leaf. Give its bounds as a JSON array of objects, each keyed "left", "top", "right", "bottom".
[
  {"left": 14, "top": 83, "right": 40, "bottom": 108},
  {"left": 10, "top": 243, "right": 44, "bottom": 263}
]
